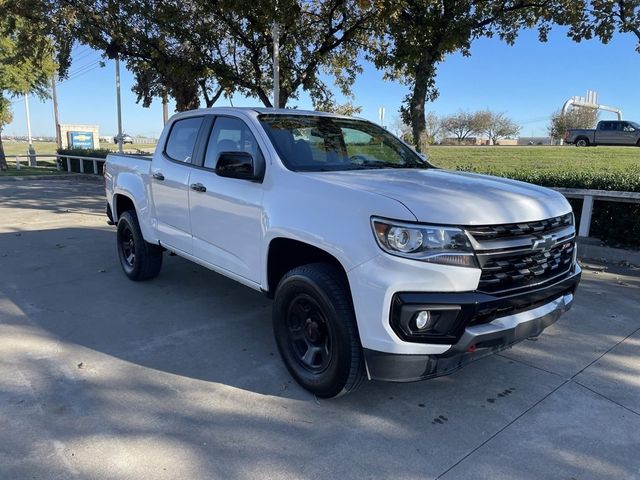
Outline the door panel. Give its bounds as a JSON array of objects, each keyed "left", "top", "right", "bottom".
[
  {"left": 189, "top": 116, "right": 265, "bottom": 283},
  {"left": 620, "top": 123, "right": 638, "bottom": 145},
  {"left": 189, "top": 171, "right": 264, "bottom": 281},
  {"left": 152, "top": 157, "right": 192, "bottom": 253},
  {"left": 151, "top": 115, "right": 205, "bottom": 254}
]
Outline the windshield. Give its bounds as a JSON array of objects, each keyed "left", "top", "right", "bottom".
[
  {"left": 630, "top": 121, "right": 640, "bottom": 129},
  {"left": 258, "top": 114, "right": 429, "bottom": 172}
]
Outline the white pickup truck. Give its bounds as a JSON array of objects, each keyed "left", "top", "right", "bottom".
[{"left": 105, "top": 107, "right": 581, "bottom": 397}]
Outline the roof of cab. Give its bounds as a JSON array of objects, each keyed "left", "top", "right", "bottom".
[{"left": 169, "top": 106, "right": 366, "bottom": 123}]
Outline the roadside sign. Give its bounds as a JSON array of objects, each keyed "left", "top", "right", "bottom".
[{"left": 68, "top": 131, "right": 94, "bottom": 149}]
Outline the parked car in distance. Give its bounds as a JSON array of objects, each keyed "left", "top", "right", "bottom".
[
  {"left": 113, "top": 133, "right": 134, "bottom": 144},
  {"left": 565, "top": 120, "right": 640, "bottom": 146},
  {"left": 104, "top": 107, "right": 581, "bottom": 398}
]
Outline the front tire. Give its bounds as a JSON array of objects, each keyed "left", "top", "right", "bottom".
[
  {"left": 273, "top": 263, "right": 365, "bottom": 398},
  {"left": 116, "top": 210, "right": 163, "bottom": 281}
]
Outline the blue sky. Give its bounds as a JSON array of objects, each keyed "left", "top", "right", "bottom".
[{"left": 4, "top": 26, "right": 639, "bottom": 139}]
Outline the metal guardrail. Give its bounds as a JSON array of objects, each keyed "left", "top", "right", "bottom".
[
  {"left": 56, "top": 154, "right": 106, "bottom": 174},
  {"left": 555, "top": 187, "right": 640, "bottom": 238},
  {"left": 12, "top": 154, "right": 106, "bottom": 175}
]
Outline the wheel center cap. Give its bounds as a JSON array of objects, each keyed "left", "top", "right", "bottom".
[{"left": 305, "top": 319, "right": 319, "bottom": 342}]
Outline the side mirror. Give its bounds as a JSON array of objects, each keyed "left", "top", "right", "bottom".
[{"left": 216, "top": 151, "right": 264, "bottom": 181}]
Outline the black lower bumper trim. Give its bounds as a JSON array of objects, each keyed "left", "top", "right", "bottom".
[
  {"left": 390, "top": 267, "right": 581, "bottom": 344},
  {"left": 368, "top": 268, "right": 581, "bottom": 382},
  {"left": 365, "top": 343, "right": 517, "bottom": 383}
]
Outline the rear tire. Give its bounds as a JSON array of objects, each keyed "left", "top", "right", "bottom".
[
  {"left": 116, "top": 211, "right": 163, "bottom": 281},
  {"left": 575, "top": 137, "right": 589, "bottom": 147},
  {"left": 273, "top": 263, "right": 365, "bottom": 398}
]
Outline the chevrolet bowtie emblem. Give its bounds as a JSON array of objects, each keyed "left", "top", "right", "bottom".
[{"left": 532, "top": 234, "right": 557, "bottom": 252}]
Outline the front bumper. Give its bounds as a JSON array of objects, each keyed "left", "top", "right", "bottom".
[{"left": 364, "top": 267, "right": 580, "bottom": 382}]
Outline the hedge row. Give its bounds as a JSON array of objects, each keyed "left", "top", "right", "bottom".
[
  {"left": 57, "top": 148, "right": 111, "bottom": 159},
  {"left": 455, "top": 165, "right": 640, "bottom": 248}
]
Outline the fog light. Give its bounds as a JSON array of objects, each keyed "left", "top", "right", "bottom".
[{"left": 415, "top": 311, "right": 432, "bottom": 330}]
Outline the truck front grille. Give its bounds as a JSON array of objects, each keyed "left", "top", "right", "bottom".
[
  {"left": 477, "top": 241, "right": 575, "bottom": 294},
  {"left": 467, "top": 213, "right": 576, "bottom": 295},
  {"left": 467, "top": 213, "right": 573, "bottom": 240}
]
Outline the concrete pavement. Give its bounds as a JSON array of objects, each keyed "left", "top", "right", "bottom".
[{"left": 1, "top": 178, "right": 639, "bottom": 479}]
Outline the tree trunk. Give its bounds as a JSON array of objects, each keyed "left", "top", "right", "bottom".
[
  {"left": 408, "top": 57, "right": 436, "bottom": 152},
  {"left": 409, "top": 78, "right": 427, "bottom": 152},
  {"left": 0, "top": 130, "right": 7, "bottom": 171}
]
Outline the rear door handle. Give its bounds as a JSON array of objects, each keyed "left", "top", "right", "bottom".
[
  {"left": 152, "top": 172, "right": 165, "bottom": 181},
  {"left": 190, "top": 183, "right": 206, "bottom": 193}
]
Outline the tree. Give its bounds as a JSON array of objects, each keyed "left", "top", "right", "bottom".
[
  {"left": 0, "top": 98, "right": 13, "bottom": 170},
  {"left": 36, "top": 0, "right": 376, "bottom": 112},
  {"left": 564, "top": 1, "right": 640, "bottom": 52},
  {"left": 0, "top": 14, "right": 56, "bottom": 170},
  {"left": 372, "top": 1, "right": 562, "bottom": 151},
  {"left": 315, "top": 101, "right": 363, "bottom": 116},
  {"left": 441, "top": 110, "right": 484, "bottom": 144},
  {"left": 548, "top": 107, "right": 599, "bottom": 140},
  {"left": 391, "top": 116, "right": 412, "bottom": 141},
  {"left": 476, "top": 110, "right": 520, "bottom": 145},
  {"left": 420, "top": 111, "right": 442, "bottom": 148},
  {"left": 392, "top": 111, "right": 441, "bottom": 147}
]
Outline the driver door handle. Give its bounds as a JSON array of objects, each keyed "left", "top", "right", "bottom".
[
  {"left": 190, "top": 183, "right": 207, "bottom": 193},
  {"left": 152, "top": 172, "right": 165, "bottom": 181}
]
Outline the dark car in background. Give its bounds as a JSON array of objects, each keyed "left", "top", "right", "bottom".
[{"left": 565, "top": 120, "right": 640, "bottom": 146}]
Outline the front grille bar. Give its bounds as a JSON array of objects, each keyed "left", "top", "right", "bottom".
[{"left": 465, "top": 214, "right": 577, "bottom": 295}]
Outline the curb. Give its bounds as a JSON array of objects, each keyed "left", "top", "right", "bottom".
[
  {"left": 578, "top": 241, "right": 640, "bottom": 267},
  {"left": 0, "top": 173, "right": 102, "bottom": 182}
]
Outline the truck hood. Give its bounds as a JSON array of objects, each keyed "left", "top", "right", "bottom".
[{"left": 303, "top": 168, "right": 571, "bottom": 225}]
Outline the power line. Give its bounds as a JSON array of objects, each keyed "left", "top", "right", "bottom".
[
  {"left": 60, "top": 63, "right": 103, "bottom": 84},
  {"left": 67, "top": 59, "right": 102, "bottom": 77}
]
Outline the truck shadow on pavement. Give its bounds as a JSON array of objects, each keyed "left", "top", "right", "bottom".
[{"left": 1, "top": 225, "right": 640, "bottom": 479}]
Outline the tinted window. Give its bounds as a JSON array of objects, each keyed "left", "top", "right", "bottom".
[
  {"left": 204, "top": 116, "right": 263, "bottom": 169},
  {"left": 165, "top": 116, "right": 203, "bottom": 162},
  {"left": 259, "top": 115, "right": 427, "bottom": 172},
  {"left": 599, "top": 122, "right": 612, "bottom": 131}
]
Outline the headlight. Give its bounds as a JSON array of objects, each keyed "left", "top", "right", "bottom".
[{"left": 371, "top": 218, "right": 478, "bottom": 268}]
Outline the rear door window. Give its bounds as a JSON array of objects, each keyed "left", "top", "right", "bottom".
[{"left": 165, "top": 116, "right": 204, "bottom": 163}]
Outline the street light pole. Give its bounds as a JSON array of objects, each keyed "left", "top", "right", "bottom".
[
  {"left": 272, "top": 21, "right": 280, "bottom": 109},
  {"left": 51, "top": 75, "right": 61, "bottom": 149},
  {"left": 24, "top": 95, "right": 36, "bottom": 166},
  {"left": 115, "top": 56, "right": 124, "bottom": 153}
]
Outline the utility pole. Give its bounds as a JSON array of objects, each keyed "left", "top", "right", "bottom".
[
  {"left": 24, "top": 95, "right": 36, "bottom": 166},
  {"left": 115, "top": 56, "right": 124, "bottom": 153},
  {"left": 51, "top": 75, "right": 61, "bottom": 149},
  {"left": 272, "top": 21, "right": 280, "bottom": 109},
  {"left": 162, "top": 89, "right": 169, "bottom": 125}
]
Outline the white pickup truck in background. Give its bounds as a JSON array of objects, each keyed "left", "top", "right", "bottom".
[{"left": 105, "top": 107, "right": 581, "bottom": 398}]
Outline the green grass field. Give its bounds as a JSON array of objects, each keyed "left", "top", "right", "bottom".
[
  {"left": 1, "top": 141, "right": 157, "bottom": 157},
  {"left": 2, "top": 142, "right": 639, "bottom": 183},
  {"left": 426, "top": 145, "right": 639, "bottom": 174},
  {"left": 0, "top": 140, "right": 157, "bottom": 176}
]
